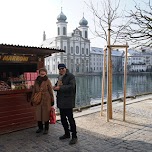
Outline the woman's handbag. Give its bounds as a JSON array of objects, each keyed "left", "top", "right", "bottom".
[
  {"left": 50, "top": 107, "right": 56, "bottom": 124},
  {"left": 33, "top": 91, "right": 42, "bottom": 105}
]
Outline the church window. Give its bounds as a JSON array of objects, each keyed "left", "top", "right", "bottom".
[
  {"left": 71, "top": 47, "right": 73, "bottom": 54},
  {"left": 85, "top": 31, "right": 87, "bottom": 38},
  {"left": 82, "top": 48, "right": 84, "bottom": 54},
  {"left": 63, "top": 27, "right": 66, "bottom": 35},
  {"left": 76, "top": 46, "right": 79, "bottom": 54},
  {"left": 76, "top": 59, "right": 79, "bottom": 64},
  {"left": 64, "top": 46, "right": 66, "bottom": 52},
  {"left": 86, "top": 60, "right": 88, "bottom": 66},
  {"left": 58, "top": 27, "right": 60, "bottom": 35},
  {"left": 86, "top": 48, "right": 89, "bottom": 55}
]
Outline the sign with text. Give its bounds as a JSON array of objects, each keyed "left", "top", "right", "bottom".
[{"left": 0, "top": 55, "right": 29, "bottom": 62}]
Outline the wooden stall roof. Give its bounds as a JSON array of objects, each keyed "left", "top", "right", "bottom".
[{"left": 0, "top": 44, "right": 65, "bottom": 57}]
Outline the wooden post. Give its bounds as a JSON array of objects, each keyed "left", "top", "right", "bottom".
[
  {"left": 123, "top": 44, "right": 128, "bottom": 121},
  {"left": 107, "top": 46, "right": 109, "bottom": 122},
  {"left": 107, "top": 26, "right": 113, "bottom": 121},
  {"left": 109, "top": 50, "right": 112, "bottom": 119},
  {"left": 101, "top": 48, "right": 106, "bottom": 116},
  {"left": 106, "top": 44, "right": 129, "bottom": 121}
]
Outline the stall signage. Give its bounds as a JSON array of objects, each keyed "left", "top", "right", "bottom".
[{"left": 0, "top": 55, "right": 29, "bottom": 62}]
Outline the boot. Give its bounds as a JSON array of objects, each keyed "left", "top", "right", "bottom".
[
  {"left": 69, "top": 133, "right": 78, "bottom": 145},
  {"left": 36, "top": 121, "right": 43, "bottom": 133},
  {"left": 59, "top": 130, "right": 70, "bottom": 140},
  {"left": 69, "top": 137, "right": 78, "bottom": 145},
  {"left": 43, "top": 121, "right": 49, "bottom": 134},
  {"left": 59, "top": 134, "right": 70, "bottom": 140}
]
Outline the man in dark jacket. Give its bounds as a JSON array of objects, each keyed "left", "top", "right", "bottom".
[{"left": 53, "top": 63, "right": 77, "bottom": 145}]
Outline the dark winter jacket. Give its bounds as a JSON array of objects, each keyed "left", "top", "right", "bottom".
[{"left": 55, "top": 70, "right": 76, "bottom": 109}]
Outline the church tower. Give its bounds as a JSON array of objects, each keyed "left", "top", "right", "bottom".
[
  {"left": 56, "top": 8, "right": 67, "bottom": 36},
  {"left": 78, "top": 14, "right": 88, "bottom": 39}
]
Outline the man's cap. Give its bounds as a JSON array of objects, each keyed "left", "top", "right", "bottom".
[{"left": 58, "top": 63, "right": 66, "bottom": 69}]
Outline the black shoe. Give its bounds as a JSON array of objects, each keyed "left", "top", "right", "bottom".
[
  {"left": 36, "top": 129, "right": 43, "bottom": 133},
  {"left": 43, "top": 130, "right": 48, "bottom": 134},
  {"left": 59, "top": 134, "right": 70, "bottom": 140},
  {"left": 69, "top": 138, "right": 78, "bottom": 145}
]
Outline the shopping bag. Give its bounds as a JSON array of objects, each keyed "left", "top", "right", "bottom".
[{"left": 50, "top": 107, "right": 56, "bottom": 124}]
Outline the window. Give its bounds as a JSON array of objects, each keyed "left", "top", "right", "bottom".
[
  {"left": 86, "top": 60, "right": 88, "bottom": 66},
  {"left": 85, "top": 31, "right": 88, "bottom": 38},
  {"left": 63, "top": 27, "right": 66, "bottom": 35},
  {"left": 82, "top": 48, "right": 84, "bottom": 54},
  {"left": 76, "top": 59, "right": 79, "bottom": 64},
  {"left": 86, "top": 48, "right": 88, "bottom": 55},
  {"left": 76, "top": 46, "right": 79, "bottom": 54},
  {"left": 71, "top": 47, "right": 73, "bottom": 54},
  {"left": 75, "top": 30, "right": 79, "bottom": 34},
  {"left": 58, "top": 27, "right": 60, "bottom": 35},
  {"left": 64, "top": 46, "right": 66, "bottom": 52}
]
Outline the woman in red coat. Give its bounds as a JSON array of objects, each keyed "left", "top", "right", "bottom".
[{"left": 31, "top": 68, "right": 54, "bottom": 134}]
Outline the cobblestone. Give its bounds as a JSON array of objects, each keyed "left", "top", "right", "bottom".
[{"left": 0, "top": 95, "right": 152, "bottom": 152}]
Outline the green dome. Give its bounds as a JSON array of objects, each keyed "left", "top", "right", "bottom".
[
  {"left": 79, "top": 17, "right": 88, "bottom": 26},
  {"left": 57, "top": 11, "right": 67, "bottom": 22}
]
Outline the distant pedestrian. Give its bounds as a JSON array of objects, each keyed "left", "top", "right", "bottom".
[
  {"left": 31, "top": 68, "right": 54, "bottom": 134},
  {"left": 53, "top": 63, "right": 77, "bottom": 145}
]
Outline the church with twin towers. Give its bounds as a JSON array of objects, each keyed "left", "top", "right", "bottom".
[{"left": 41, "top": 9, "right": 91, "bottom": 75}]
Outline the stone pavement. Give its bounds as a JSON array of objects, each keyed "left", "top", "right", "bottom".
[{"left": 0, "top": 94, "right": 152, "bottom": 152}]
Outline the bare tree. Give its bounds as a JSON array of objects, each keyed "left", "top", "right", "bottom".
[
  {"left": 85, "top": 0, "right": 126, "bottom": 45},
  {"left": 121, "top": 0, "right": 152, "bottom": 49}
]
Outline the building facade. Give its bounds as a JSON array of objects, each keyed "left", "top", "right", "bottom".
[
  {"left": 111, "top": 50, "right": 124, "bottom": 72},
  {"left": 90, "top": 47, "right": 104, "bottom": 73},
  {"left": 41, "top": 10, "right": 90, "bottom": 75},
  {"left": 122, "top": 49, "right": 152, "bottom": 72}
]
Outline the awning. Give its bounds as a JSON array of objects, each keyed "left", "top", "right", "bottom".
[{"left": 0, "top": 44, "right": 65, "bottom": 57}]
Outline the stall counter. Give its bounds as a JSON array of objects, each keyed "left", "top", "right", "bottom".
[{"left": 0, "top": 89, "right": 36, "bottom": 135}]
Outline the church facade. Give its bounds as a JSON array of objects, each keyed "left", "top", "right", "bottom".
[{"left": 41, "top": 10, "right": 90, "bottom": 75}]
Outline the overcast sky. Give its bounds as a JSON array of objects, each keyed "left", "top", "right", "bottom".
[{"left": 0, "top": 0, "right": 149, "bottom": 48}]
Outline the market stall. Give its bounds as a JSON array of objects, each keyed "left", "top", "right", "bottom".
[{"left": 0, "top": 44, "right": 64, "bottom": 134}]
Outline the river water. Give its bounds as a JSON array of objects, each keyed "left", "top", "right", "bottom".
[{"left": 49, "top": 74, "right": 152, "bottom": 108}]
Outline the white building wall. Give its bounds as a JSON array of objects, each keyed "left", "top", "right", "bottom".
[{"left": 90, "top": 47, "right": 104, "bottom": 73}]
